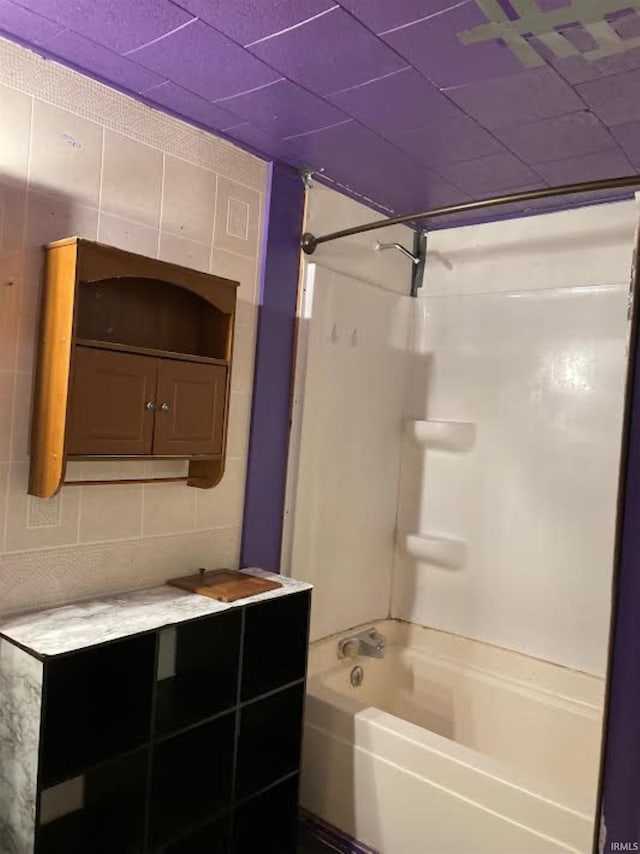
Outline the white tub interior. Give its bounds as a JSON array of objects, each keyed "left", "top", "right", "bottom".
[
  {"left": 304, "top": 620, "right": 604, "bottom": 852},
  {"left": 309, "top": 620, "right": 604, "bottom": 813}
]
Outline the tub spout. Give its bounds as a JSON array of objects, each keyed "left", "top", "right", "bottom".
[{"left": 338, "top": 628, "right": 386, "bottom": 660}]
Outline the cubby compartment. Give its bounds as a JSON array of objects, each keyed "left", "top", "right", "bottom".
[
  {"left": 155, "top": 611, "right": 241, "bottom": 737},
  {"left": 0, "top": 575, "right": 311, "bottom": 854},
  {"left": 241, "top": 591, "right": 310, "bottom": 701},
  {"left": 149, "top": 712, "right": 235, "bottom": 848},
  {"left": 233, "top": 775, "right": 300, "bottom": 854},
  {"left": 37, "top": 749, "right": 148, "bottom": 854},
  {"left": 77, "top": 278, "right": 231, "bottom": 362},
  {"left": 236, "top": 683, "right": 305, "bottom": 799},
  {"left": 158, "top": 814, "right": 230, "bottom": 854},
  {"left": 40, "top": 634, "right": 155, "bottom": 787}
]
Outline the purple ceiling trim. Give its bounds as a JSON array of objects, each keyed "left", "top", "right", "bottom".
[{"left": 240, "top": 162, "right": 305, "bottom": 573}]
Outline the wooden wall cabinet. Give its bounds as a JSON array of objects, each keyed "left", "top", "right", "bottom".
[{"left": 28, "top": 239, "right": 239, "bottom": 497}]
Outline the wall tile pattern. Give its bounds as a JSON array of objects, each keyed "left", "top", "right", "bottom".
[{"left": 0, "top": 42, "right": 267, "bottom": 616}]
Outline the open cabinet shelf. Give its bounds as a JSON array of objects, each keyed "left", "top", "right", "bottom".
[{"left": 29, "top": 238, "right": 239, "bottom": 497}]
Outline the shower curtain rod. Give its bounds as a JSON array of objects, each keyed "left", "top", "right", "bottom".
[{"left": 300, "top": 174, "right": 640, "bottom": 255}]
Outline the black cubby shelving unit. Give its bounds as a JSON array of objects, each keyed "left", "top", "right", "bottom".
[{"left": 30, "top": 589, "right": 311, "bottom": 854}]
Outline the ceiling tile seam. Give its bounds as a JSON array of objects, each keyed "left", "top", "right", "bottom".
[
  {"left": 221, "top": 0, "right": 531, "bottom": 189},
  {"left": 25, "top": 0, "right": 579, "bottom": 206},
  {"left": 116, "top": 8, "right": 365, "bottom": 138},
  {"left": 0, "top": 23, "right": 60, "bottom": 58},
  {"left": 133, "top": 0, "right": 499, "bottom": 186},
  {"left": 19, "top": 19, "right": 489, "bottom": 189},
  {"left": 511, "top": 147, "right": 637, "bottom": 185},
  {"left": 36, "top": 42, "right": 170, "bottom": 101},
  {"left": 10, "top": 0, "right": 626, "bottom": 196},
  {"left": 0, "top": 5, "right": 64, "bottom": 47},
  {"left": 242, "top": 5, "right": 340, "bottom": 48},
  {"left": 213, "top": 77, "right": 287, "bottom": 103},
  {"left": 500, "top": 137, "right": 626, "bottom": 168},
  {"left": 123, "top": 17, "right": 197, "bottom": 56},
  {"left": 331, "top": 0, "right": 500, "bottom": 100},
  {"left": 282, "top": 118, "right": 353, "bottom": 141},
  {"left": 19, "top": 19, "right": 582, "bottom": 207},
  {"left": 428, "top": 154, "right": 551, "bottom": 193},
  {"left": 14, "top": 23, "right": 176, "bottom": 96},
  {"left": 312, "top": 171, "right": 395, "bottom": 214},
  {"left": 333, "top": 0, "right": 610, "bottom": 165},
  {"left": 325, "top": 0, "right": 583, "bottom": 175},
  {"left": 429, "top": 97, "right": 601, "bottom": 187},
  {"left": 219, "top": 121, "right": 251, "bottom": 133},
  {"left": 323, "top": 65, "right": 412, "bottom": 99},
  {"left": 0, "top": 3, "right": 69, "bottom": 43},
  {"left": 376, "top": 0, "right": 472, "bottom": 37},
  {"left": 486, "top": 112, "right": 628, "bottom": 166},
  {"left": 112, "top": 10, "right": 455, "bottom": 180}
]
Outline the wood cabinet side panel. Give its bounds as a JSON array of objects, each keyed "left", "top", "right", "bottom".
[{"left": 28, "top": 243, "right": 78, "bottom": 498}]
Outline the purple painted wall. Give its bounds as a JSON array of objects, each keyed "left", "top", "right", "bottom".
[
  {"left": 240, "top": 162, "right": 304, "bottom": 573},
  {"left": 600, "top": 232, "right": 640, "bottom": 852}
]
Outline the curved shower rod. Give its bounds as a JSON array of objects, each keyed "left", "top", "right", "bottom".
[{"left": 300, "top": 174, "right": 640, "bottom": 256}]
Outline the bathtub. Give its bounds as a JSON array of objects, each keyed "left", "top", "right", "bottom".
[{"left": 301, "top": 620, "right": 604, "bottom": 854}]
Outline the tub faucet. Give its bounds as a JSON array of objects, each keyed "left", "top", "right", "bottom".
[{"left": 338, "top": 628, "right": 386, "bottom": 660}]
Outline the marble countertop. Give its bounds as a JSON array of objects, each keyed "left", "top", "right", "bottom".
[{"left": 0, "top": 569, "right": 312, "bottom": 658}]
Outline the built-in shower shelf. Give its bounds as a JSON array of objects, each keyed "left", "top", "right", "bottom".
[
  {"left": 403, "top": 534, "right": 466, "bottom": 569},
  {"left": 405, "top": 419, "right": 475, "bottom": 451}
]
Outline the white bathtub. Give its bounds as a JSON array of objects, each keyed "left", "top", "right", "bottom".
[{"left": 301, "top": 620, "right": 604, "bottom": 854}]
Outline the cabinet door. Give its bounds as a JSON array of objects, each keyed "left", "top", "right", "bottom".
[
  {"left": 153, "top": 360, "right": 227, "bottom": 456},
  {"left": 67, "top": 346, "right": 157, "bottom": 455}
]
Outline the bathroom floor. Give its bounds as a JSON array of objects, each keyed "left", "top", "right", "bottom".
[{"left": 298, "top": 823, "right": 338, "bottom": 852}]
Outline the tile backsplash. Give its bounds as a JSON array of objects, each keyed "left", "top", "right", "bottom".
[{"left": 0, "top": 38, "right": 267, "bottom": 615}]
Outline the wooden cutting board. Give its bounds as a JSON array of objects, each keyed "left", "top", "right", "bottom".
[{"left": 167, "top": 568, "right": 282, "bottom": 602}]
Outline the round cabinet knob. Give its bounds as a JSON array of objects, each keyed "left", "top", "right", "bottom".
[
  {"left": 160, "top": 403, "right": 171, "bottom": 413},
  {"left": 145, "top": 401, "right": 156, "bottom": 412}
]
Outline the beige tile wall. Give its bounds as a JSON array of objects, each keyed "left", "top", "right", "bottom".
[{"left": 0, "top": 38, "right": 268, "bottom": 616}]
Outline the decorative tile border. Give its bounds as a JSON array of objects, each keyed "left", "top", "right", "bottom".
[{"left": 0, "top": 37, "right": 267, "bottom": 193}]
